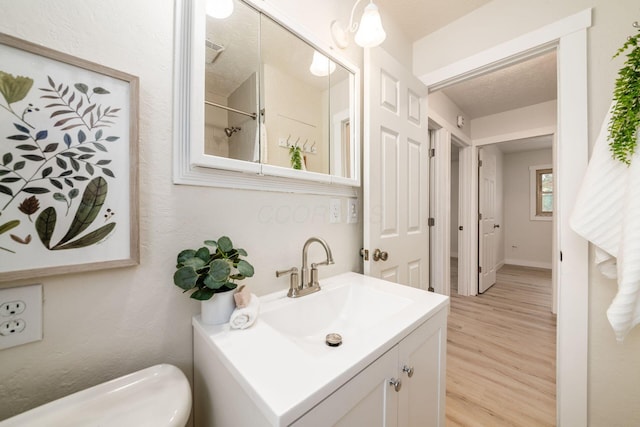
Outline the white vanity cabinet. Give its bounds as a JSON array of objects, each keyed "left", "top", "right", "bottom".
[
  {"left": 192, "top": 272, "right": 449, "bottom": 427},
  {"left": 292, "top": 308, "right": 447, "bottom": 427}
]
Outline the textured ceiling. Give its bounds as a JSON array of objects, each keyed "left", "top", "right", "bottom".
[
  {"left": 439, "top": 51, "right": 558, "bottom": 119},
  {"left": 376, "top": 0, "right": 492, "bottom": 42}
]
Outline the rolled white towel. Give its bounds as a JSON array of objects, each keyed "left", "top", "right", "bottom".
[{"left": 229, "top": 293, "right": 260, "bottom": 330}]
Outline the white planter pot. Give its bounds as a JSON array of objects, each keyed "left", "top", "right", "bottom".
[{"left": 201, "top": 290, "right": 236, "bottom": 325}]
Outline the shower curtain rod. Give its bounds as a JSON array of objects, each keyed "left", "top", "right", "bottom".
[{"left": 204, "top": 100, "right": 257, "bottom": 120}]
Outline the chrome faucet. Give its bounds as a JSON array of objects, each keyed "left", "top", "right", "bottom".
[{"left": 276, "top": 237, "right": 334, "bottom": 298}]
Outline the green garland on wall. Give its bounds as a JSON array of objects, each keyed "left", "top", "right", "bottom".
[{"left": 609, "top": 32, "right": 640, "bottom": 165}]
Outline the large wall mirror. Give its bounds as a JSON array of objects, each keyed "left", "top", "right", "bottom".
[{"left": 175, "top": 0, "right": 361, "bottom": 192}]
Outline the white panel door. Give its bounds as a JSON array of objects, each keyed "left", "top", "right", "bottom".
[
  {"left": 364, "top": 48, "right": 429, "bottom": 290},
  {"left": 478, "top": 148, "right": 497, "bottom": 293}
]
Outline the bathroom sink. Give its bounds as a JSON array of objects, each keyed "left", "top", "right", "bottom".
[
  {"left": 0, "top": 364, "right": 191, "bottom": 427},
  {"left": 192, "top": 272, "right": 449, "bottom": 425},
  {"left": 260, "top": 278, "right": 412, "bottom": 354}
]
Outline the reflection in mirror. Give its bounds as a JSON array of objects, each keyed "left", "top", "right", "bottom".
[
  {"left": 260, "top": 14, "right": 330, "bottom": 175},
  {"left": 329, "top": 63, "right": 353, "bottom": 179},
  {"left": 178, "top": 0, "right": 360, "bottom": 188},
  {"left": 204, "top": 0, "right": 260, "bottom": 162}
]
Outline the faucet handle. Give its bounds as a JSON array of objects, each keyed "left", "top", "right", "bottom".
[
  {"left": 276, "top": 267, "right": 300, "bottom": 297},
  {"left": 276, "top": 267, "right": 298, "bottom": 277}
]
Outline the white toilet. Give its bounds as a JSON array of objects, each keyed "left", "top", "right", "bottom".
[{"left": 0, "top": 364, "right": 191, "bottom": 427}]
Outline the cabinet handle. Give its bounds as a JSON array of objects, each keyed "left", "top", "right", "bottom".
[
  {"left": 389, "top": 378, "right": 402, "bottom": 392},
  {"left": 402, "top": 365, "right": 414, "bottom": 378}
]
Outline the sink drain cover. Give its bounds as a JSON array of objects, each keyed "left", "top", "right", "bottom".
[{"left": 326, "top": 333, "right": 343, "bottom": 347}]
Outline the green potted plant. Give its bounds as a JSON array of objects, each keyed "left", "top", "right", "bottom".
[{"left": 173, "top": 236, "right": 254, "bottom": 324}]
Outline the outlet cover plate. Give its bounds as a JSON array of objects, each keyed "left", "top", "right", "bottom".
[
  {"left": 0, "top": 284, "right": 42, "bottom": 350},
  {"left": 347, "top": 198, "right": 358, "bottom": 224},
  {"left": 329, "top": 199, "right": 341, "bottom": 224}
]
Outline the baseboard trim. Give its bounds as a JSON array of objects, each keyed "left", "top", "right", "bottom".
[{"left": 504, "top": 258, "right": 552, "bottom": 270}]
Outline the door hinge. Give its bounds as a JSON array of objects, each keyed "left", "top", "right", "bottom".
[
  {"left": 478, "top": 266, "right": 482, "bottom": 274},
  {"left": 560, "top": 251, "right": 563, "bottom": 262},
  {"left": 479, "top": 159, "right": 483, "bottom": 167},
  {"left": 360, "top": 248, "right": 369, "bottom": 261},
  {"left": 428, "top": 217, "right": 435, "bottom": 227},
  {"left": 429, "top": 148, "right": 435, "bottom": 158},
  {"left": 478, "top": 213, "right": 483, "bottom": 221}
]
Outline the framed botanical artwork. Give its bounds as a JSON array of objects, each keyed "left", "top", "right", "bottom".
[{"left": 0, "top": 33, "right": 139, "bottom": 282}]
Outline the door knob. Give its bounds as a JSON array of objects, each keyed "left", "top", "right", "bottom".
[
  {"left": 373, "top": 249, "right": 388, "bottom": 261},
  {"left": 389, "top": 378, "right": 402, "bottom": 392}
]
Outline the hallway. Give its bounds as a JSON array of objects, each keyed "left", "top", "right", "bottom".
[{"left": 446, "top": 263, "right": 556, "bottom": 426}]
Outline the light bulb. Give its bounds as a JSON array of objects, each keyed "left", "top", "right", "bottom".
[
  {"left": 206, "top": 0, "right": 234, "bottom": 19},
  {"left": 354, "top": 2, "right": 386, "bottom": 48},
  {"left": 309, "top": 51, "right": 336, "bottom": 77}
]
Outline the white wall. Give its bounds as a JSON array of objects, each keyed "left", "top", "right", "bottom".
[
  {"left": 429, "top": 91, "right": 471, "bottom": 138},
  {"left": 0, "top": 0, "right": 362, "bottom": 421},
  {"left": 503, "top": 149, "right": 553, "bottom": 268},
  {"left": 471, "top": 100, "right": 557, "bottom": 143},
  {"left": 414, "top": 1, "right": 640, "bottom": 424}
]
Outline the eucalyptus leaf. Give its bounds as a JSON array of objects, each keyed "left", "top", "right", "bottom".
[
  {"left": 217, "top": 236, "right": 233, "bottom": 253},
  {"left": 173, "top": 266, "right": 198, "bottom": 290},
  {"left": 177, "top": 249, "right": 197, "bottom": 265},
  {"left": 237, "top": 260, "right": 255, "bottom": 277},
  {"left": 182, "top": 257, "right": 207, "bottom": 269},
  {"left": 209, "top": 258, "right": 231, "bottom": 282},
  {"left": 195, "top": 246, "right": 210, "bottom": 262},
  {"left": 203, "top": 274, "right": 226, "bottom": 290},
  {"left": 190, "top": 288, "right": 215, "bottom": 301}
]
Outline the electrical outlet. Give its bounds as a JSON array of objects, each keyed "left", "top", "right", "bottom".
[
  {"left": 347, "top": 198, "right": 358, "bottom": 224},
  {"left": 329, "top": 199, "right": 341, "bottom": 224},
  {"left": 1, "top": 300, "right": 26, "bottom": 316},
  {"left": 0, "top": 319, "right": 26, "bottom": 336},
  {"left": 0, "top": 284, "right": 42, "bottom": 350}
]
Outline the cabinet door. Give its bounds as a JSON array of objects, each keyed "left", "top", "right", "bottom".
[
  {"left": 398, "top": 309, "right": 447, "bottom": 427},
  {"left": 292, "top": 347, "right": 399, "bottom": 427}
]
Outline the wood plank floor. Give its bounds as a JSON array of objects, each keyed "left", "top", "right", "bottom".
[{"left": 446, "top": 263, "right": 556, "bottom": 427}]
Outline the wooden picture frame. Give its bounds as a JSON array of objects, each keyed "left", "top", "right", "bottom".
[{"left": 0, "top": 33, "right": 139, "bottom": 282}]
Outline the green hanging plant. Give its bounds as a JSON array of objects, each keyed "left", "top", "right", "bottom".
[
  {"left": 608, "top": 33, "right": 640, "bottom": 165},
  {"left": 289, "top": 145, "right": 303, "bottom": 170}
]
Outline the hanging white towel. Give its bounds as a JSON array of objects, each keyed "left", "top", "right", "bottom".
[
  {"left": 570, "top": 103, "right": 640, "bottom": 342},
  {"left": 229, "top": 293, "right": 260, "bottom": 330}
]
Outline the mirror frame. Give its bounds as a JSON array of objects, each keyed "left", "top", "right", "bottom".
[{"left": 174, "top": 0, "right": 361, "bottom": 195}]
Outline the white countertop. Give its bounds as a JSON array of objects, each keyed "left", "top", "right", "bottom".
[{"left": 192, "top": 272, "right": 449, "bottom": 426}]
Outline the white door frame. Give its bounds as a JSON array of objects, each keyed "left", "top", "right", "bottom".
[
  {"left": 419, "top": 9, "right": 591, "bottom": 426},
  {"left": 427, "top": 112, "right": 472, "bottom": 297}
]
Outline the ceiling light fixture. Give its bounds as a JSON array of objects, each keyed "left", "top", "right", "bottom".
[
  {"left": 309, "top": 51, "right": 337, "bottom": 77},
  {"left": 330, "top": 0, "right": 386, "bottom": 49},
  {"left": 206, "top": 0, "right": 234, "bottom": 19}
]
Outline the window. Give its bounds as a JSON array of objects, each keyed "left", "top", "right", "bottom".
[
  {"left": 530, "top": 164, "right": 553, "bottom": 221},
  {"left": 536, "top": 168, "right": 553, "bottom": 215}
]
